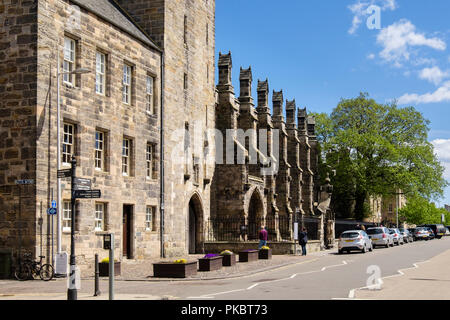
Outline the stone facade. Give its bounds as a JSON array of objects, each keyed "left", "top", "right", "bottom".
[
  {"left": 210, "top": 51, "right": 328, "bottom": 248},
  {"left": 1, "top": 0, "right": 332, "bottom": 272},
  {"left": 1, "top": 0, "right": 162, "bottom": 271},
  {"left": 117, "top": 0, "right": 216, "bottom": 256}
]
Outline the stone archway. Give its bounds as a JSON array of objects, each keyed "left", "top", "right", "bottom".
[
  {"left": 188, "top": 193, "right": 204, "bottom": 254},
  {"left": 247, "top": 189, "right": 265, "bottom": 240}
]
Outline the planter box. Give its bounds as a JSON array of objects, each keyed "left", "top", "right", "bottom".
[
  {"left": 221, "top": 254, "right": 237, "bottom": 267},
  {"left": 198, "top": 256, "right": 223, "bottom": 272},
  {"left": 99, "top": 262, "right": 121, "bottom": 277},
  {"left": 153, "top": 261, "right": 198, "bottom": 278},
  {"left": 258, "top": 249, "right": 272, "bottom": 260},
  {"left": 239, "top": 250, "right": 259, "bottom": 263}
]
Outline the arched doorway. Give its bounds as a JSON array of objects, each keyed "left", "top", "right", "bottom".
[
  {"left": 188, "top": 194, "right": 204, "bottom": 254},
  {"left": 247, "top": 189, "right": 264, "bottom": 240}
]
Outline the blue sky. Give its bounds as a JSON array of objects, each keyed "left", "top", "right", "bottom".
[{"left": 215, "top": 0, "right": 450, "bottom": 207}]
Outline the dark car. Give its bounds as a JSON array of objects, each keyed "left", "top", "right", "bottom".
[
  {"left": 408, "top": 228, "right": 417, "bottom": 241},
  {"left": 419, "top": 224, "right": 447, "bottom": 239}
]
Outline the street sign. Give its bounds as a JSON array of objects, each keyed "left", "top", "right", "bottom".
[
  {"left": 47, "top": 208, "right": 57, "bottom": 215},
  {"left": 74, "top": 189, "right": 101, "bottom": 199},
  {"left": 15, "top": 179, "right": 35, "bottom": 185},
  {"left": 73, "top": 178, "right": 92, "bottom": 191},
  {"left": 52, "top": 200, "right": 57, "bottom": 208},
  {"left": 57, "top": 169, "right": 72, "bottom": 178}
]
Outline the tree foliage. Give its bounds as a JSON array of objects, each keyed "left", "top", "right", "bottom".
[
  {"left": 313, "top": 93, "right": 448, "bottom": 220},
  {"left": 399, "top": 195, "right": 450, "bottom": 225}
]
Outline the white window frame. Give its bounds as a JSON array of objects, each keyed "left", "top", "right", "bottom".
[
  {"left": 122, "top": 138, "right": 130, "bottom": 176},
  {"left": 145, "top": 206, "right": 153, "bottom": 231},
  {"left": 95, "top": 203, "right": 105, "bottom": 232},
  {"left": 63, "top": 201, "right": 72, "bottom": 232},
  {"left": 122, "top": 64, "right": 132, "bottom": 104},
  {"left": 146, "top": 75, "right": 154, "bottom": 114},
  {"left": 63, "top": 37, "right": 76, "bottom": 85},
  {"left": 95, "top": 131, "right": 104, "bottom": 170},
  {"left": 62, "top": 123, "right": 74, "bottom": 165},
  {"left": 95, "top": 52, "right": 106, "bottom": 95}
]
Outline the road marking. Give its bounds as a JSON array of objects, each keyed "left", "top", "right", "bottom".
[
  {"left": 187, "top": 259, "right": 351, "bottom": 299},
  {"left": 343, "top": 258, "right": 433, "bottom": 299}
]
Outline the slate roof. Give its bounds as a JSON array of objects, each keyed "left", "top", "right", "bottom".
[{"left": 70, "top": 0, "right": 161, "bottom": 51}]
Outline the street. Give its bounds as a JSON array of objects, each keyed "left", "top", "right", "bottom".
[{"left": 1, "top": 237, "right": 449, "bottom": 300}]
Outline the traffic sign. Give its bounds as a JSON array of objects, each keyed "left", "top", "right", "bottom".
[
  {"left": 15, "top": 179, "right": 35, "bottom": 185},
  {"left": 52, "top": 200, "right": 57, "bottom": 208},
  {"left": 47, "top": 208, "right": 57, "bottom": 215},
  {"left": 74, "top": 189, "right": 101, "bottom": 199},
  {"left": 57, "top": 169, "right": 72, "bottom": 178},
  {"left": 73, "top": 178, "right": 92, "bottom": 191}
]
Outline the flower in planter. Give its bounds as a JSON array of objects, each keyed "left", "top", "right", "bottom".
[
  {"left": 100, "top": 257, "right": 118, "bottom": 263},
  {"left": 220, "top": 250, "right": 234, "bottom": 255},
  {"left": 260, "top": 246, "right": 270, "bottom": 250},
  {"left": 203, "top": 254, "right": 219, "bottom": 259},
  {"left": 174, "top": 259, "right": 187, "bottom": 264}
]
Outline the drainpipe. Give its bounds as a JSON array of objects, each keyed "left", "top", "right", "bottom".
[{"left": 160, "top": 51, "right": 165, "bottom": 258}]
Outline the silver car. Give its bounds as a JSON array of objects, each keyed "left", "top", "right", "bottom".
[
  {"left": 338, "top": 230, "right": 373, "bottom": 254},
  {"left": 367, "top": 227, "right": 394, "bottom": 248},
  {"left": 399, "top": 228, "right": 413, "bottom": 243},
  {"left": 389, "top": 228, "right": 404, "bottom": 245}
]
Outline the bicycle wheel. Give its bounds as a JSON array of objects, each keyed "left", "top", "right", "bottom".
[
  {"left": 14, "top": 264, "right": 31, "bottom": 281},
  {"left": 39, "top": 264, "right": 54, "bottom": 281}
]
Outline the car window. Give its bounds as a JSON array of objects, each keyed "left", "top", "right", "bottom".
[
  {"left": 367, "top": 228, "right": 383, "bottom": 235},
  {"left": 341, "top": 232, "right": 360, "bottom": 239}
]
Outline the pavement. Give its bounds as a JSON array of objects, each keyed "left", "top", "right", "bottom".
[{"left": 352, "top": 248, "right": 450, "bottom": 300}]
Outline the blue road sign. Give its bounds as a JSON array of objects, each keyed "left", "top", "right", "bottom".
[
  {"left": 52, "top": 200, "right": 57, "bottom": 208},
  {"left": 47, "top": 208, "right": 57, "bottom": 215}
]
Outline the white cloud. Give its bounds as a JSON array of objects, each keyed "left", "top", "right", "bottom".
[
  {"left": 376, "top": 19, "right": 446, "bottom": 67},
  {"left": 419, "top": 66, "right": 450, "bottom": 85},
  {"left": 432, "top": 139, "right": 450, "bottom": 180},
  {"left": 367, "top": 53, "right": 376, "bottom": 60},
  {"left": 398, "top": 81, "right": 450, "bottom": 104},
  {"left": 348, "top": 0, "right": 398, "bottom": 35}
]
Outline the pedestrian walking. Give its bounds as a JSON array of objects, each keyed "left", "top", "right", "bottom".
[
  {"left": 258, "top": 226, "right": 268, "bottom": 249},
  {"left": 299, "top": 227, "right": 308, "bottom": 256}
]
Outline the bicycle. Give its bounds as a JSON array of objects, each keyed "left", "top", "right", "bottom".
[{"left": 14, "top": 253, "right": 55, "bottom": 281}]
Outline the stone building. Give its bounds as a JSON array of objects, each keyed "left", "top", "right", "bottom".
[
  {"left": 207, "top": 52, "right": 331, "bottom": 254},
  {"left": 1, "top": 0, "right": 331, "bottom": 275},
  {"left": 366, "top": 191, "right": 407, "bottom": 226},
  {"left": 1, "top": 0, "right": 163, "bottom": 272}
]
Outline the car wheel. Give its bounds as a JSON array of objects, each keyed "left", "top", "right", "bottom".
[{"left": 338, "top": 249, "right": 343, "bottom": 255}]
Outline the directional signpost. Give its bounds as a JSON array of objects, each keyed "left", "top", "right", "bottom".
[
  {"left": 57, "top": 169, "right": 72, "bottom": 179},
  {"left": 73, "top": 178, "right": 92, "bottom": 191},
  {"left": 74, "top": 189, "right": 101, "bottom": 199}
]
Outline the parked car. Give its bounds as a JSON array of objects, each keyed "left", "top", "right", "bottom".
[
  {"left": 425, "top": 227, "right": 435, "bottom": 240},
  {"left": 413, "top": 227, "right": 430, "bottom": 240},
  {"left": 338, "top": 230, "right": 373, "bottom": 254},
  {"left": 399, "top": 228, "right": 413, "bottom": 243},
  {"left": 419, "top": 224, "right": 447, "bottom": 239},
  {"left": 389, "top": 228, "right": 404, "bottom": 245},
  {"left": 445, "top": 228, "right": 450, "bottom": 236},
  {"left": 367, "top": 227, "right": 394, "bottom": 248}
]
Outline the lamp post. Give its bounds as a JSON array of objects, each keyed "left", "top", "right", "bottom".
[{"left": 55, "top": 53, "right": 90, "bottom": 277}]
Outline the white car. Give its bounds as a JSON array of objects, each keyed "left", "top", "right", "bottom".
[
  {"left": 367, "top": 227, "right": 394, "bottom": 248},
  {"left": 389, "top": 228, "right": 404, "bottom": 245},
  {"left": 445, "top": 228, "right": 450, "bottom": 236},
  {"left": 338, "top": 230, "right": 373, "bottom": 254}
]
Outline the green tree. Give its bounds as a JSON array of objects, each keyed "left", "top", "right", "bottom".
[
  {"left": 314, "top": 93, "right": 448, "bottom": 220},
  {"left": 399, "top": 195, "right": 448, "bottom": 225}
]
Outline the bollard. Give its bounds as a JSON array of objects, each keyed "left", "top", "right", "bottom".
[{"left": 94, "top": 254, "right": 101, "bottom": 296}]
